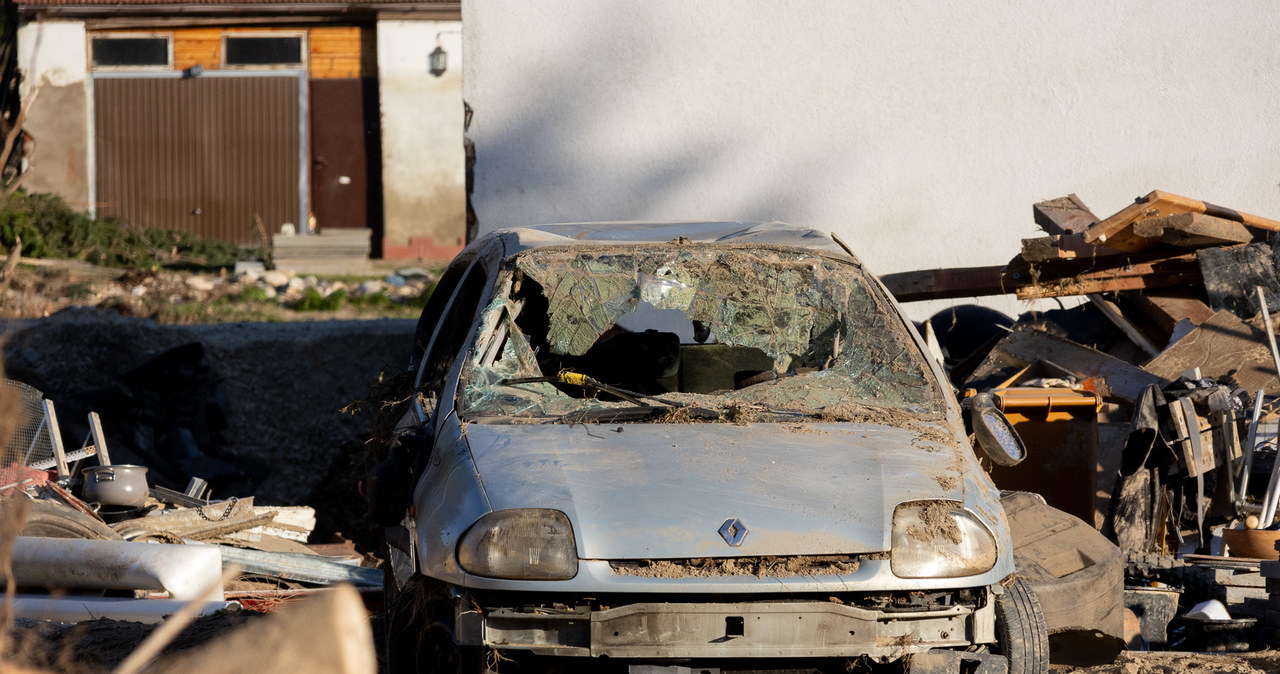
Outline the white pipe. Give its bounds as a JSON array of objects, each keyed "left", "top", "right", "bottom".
[
  {"left": 1258, "top": 287, "right": 1280, "bottom": 383},
  {"left": 1240, "top": 391, "right": 1266, "bottom": 507},
  {"left": 10, "top": 537, "right": 223, "bottom": 600},
  {"left": 7, "top": 595, "right": 234, "bottom": 624},
  {"left": 1261, "top": 438, "right": 1280, "bottom": 528}
]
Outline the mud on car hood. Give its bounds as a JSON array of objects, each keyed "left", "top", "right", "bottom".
[{"left": 463, "top": 419, "right": 996, "bottom": 560}]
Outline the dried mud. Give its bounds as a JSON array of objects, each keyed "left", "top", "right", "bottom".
[
  {"left": 611, "top": 554, "right": 863, "bottom": 579},
  {"left": 1057, "top": 651, "right": 1280, "bottom": 674},
  {"left": 908, "top": 501, "right": 963, "bottom": 545}
]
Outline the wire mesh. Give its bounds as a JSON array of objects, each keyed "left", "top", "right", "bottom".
[{"left": 3, "top": 380, "right": 52, "bottom": 467}]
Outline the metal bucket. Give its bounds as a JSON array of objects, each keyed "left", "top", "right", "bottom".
[
  {"left": 1174, "top": 615, "right": 1258, "bottom": 652},
  {"left": 82, "top": 465, "right": 149, "bottom": 508}
]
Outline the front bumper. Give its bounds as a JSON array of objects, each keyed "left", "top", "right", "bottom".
[{"left": 456, "top": 589, "right": 998, "bottom": 662}]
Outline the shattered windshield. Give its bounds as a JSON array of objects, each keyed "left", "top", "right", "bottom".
[{"left": 459, "top": 245, "right": 943, "bottom": 421}]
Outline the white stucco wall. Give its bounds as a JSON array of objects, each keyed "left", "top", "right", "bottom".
[
  {"left": 378, "top": 18, "right": 466, "bottom": 256},
  {"left": 17, "top": 20, "right": 86, "bottom": 93},
  {"left": 16, "top": 20, "right": 91, "bottom": 207},
  {"left": 464, "top": 1, "right": 1280, "bottom": 319}
]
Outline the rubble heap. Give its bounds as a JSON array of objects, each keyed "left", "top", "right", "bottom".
[{"left": 884, "top": 190, "right": 1280, "bottom": 654}]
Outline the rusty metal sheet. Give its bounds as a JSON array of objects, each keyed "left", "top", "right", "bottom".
[{"left": 94, "top": 75, "right": 299, "bottom": 245}]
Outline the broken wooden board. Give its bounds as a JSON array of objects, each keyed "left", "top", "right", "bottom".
[
  {"left": 1132, "top": 212, "right": 1254, "bottom": 249},
  {"left": 1022, "top": 233, "right": 1118, "bottom": 262},
  {"left": 1126, "top": 291, "right": 1215, "bottom": 333},
  {"left": 1168, "top": 398, "right": 1203, "bottom": 477},
  {"left": 1014, "top": 254, "right": 1201, "bottom": 300},
  {"left": 1082, "top": 190, "right": 1280, "bottom": 253},
  {"left": 882, "top": 250, "right": 1201, "bottom": 303},
  {"left": 1033, "top": 194, "right": 1099, "bottom": 235},
  {"left": 878, "top": 264, "right": 1009, "bottom": 302},
  {"left": 1143, "top": 310, "right": 1280, "bottom": 393},
  {"left": 1198, "top": 243, "right": 1280, "bottom": 318},
  {"left": 964, "top": 328, "right": 1165, "bottom": 404}
]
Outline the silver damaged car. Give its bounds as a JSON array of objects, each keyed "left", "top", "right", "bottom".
[{"left": 372, "top": 222, "right": 1047, "bottom": 674}]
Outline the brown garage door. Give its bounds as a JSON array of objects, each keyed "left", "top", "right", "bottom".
[{"left": 94, "top": 75, "right": 300, "bottom": 246}]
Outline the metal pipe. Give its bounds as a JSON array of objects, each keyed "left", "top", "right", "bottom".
[
  {"left": 204, "top": 544, "right": 381, "bottom": 587},
  {"left": 1240, "top": 391, "right": 1266, "bottom": 507},
  {"left": 6, "top": 594, "right": 234, "bottom": 624},
  {"left": 10, "top": 537, "right": 223, "bottom": 600}
]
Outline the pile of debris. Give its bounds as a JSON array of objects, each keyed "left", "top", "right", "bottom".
[
  {"left": 0, "top": 378, "right": 379, "bottom": 660},
  {"left": 882, "top": 190, "right": 1280, "bottom": 654}
]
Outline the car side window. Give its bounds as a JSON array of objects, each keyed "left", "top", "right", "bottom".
[
  {"left": 411, "top": 259, "right": 470, "bottom": 368},
  {"left": 418, "top": 265, "right": 491, "bottom": 396}
]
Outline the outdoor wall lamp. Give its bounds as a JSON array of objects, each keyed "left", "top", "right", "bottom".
[
  {"left": 428, "top": 30, "right": 461, "bottom": 77},
  {"left": 429, "top": 44, "right": 447, "bottom": 77}
]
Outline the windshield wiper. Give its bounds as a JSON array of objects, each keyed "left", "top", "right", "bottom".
[
  {"left": 499, "top": 371, "right": 717, "bottom": 423},
  {"left": 500, "top": 371, "right": 679, "bottom": 406}
]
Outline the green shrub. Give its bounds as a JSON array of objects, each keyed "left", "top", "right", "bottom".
[
  {"left": 238, "top": 285, "right": 271, "bottom": 303},
  {"left": 0, "top": 190, "right": 248, "bottom": 270},
  {"left": 349, "top": 290, "right": 392, "bottom": 308},
  {"left": 296, "top": 287, "right": 347, "bottom": 311}
]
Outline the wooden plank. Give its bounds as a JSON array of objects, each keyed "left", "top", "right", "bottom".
[
  {"left": 1088, "top": 295, "right": 1160, "bottom": 358},
  {"left": 87, "top": 411, "right": 110, "bottom": 466},
  {"left": 882, "top": 250, "right": 1202, "bottom": 303},
  {"left": 1132, "top": 212, "right": 1254, "bottom": 248},
  {"left": 1021, "top": 232, "right": 1115, "bottom": 261},
  {"left": 1013, "top": 255, "right": 1202, "bottom": 300},
  {"left": 1169, "top": 398, "right": 1201, "bottom": 477},
  {"left": 1199, "top": 243, "right": 1280, "bottom": 318},
  {"left": 1143, "top": 310, "right": 1280, "bottom": 393},
  {"left": 1126, "top": 292, "right": 1216, "bottom": 333},
  {"left": 1082, "top": 190, "right": 1280, "bottom": 252},
  {"left": 878, "top": 265, "right": 1009, "bottom": 302},
  {"left": 1033, "top": 194, "right": 1099, "bottom": 235},
  {"left": 44, "top": 400, "right": 68, "bottom": 479}
]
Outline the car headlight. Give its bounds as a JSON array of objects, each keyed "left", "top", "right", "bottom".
[
  {"left": 457, "top": 509, "right": 579, "bottom": 580},
  {"left": 890, "top": 500, "right": 997, "bottom": 579}
]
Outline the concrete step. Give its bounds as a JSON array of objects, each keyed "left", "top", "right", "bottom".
[
  {"left": 274, "top": 229, "right": 371, "bottom": 253},
  {"left": 273, "top": 257, "right": 374, "bottom": 275}
]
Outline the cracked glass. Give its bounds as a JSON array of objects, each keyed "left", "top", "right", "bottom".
[{"left": 458, "top": 245, "right": 943, "bottom": 422}]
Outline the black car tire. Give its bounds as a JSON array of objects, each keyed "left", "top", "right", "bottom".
[
  {"left": 385, "top": 570, "right": 488, "bottom": 674},
  {"left": 1, "top": 498, "right": 123, "bottom": 540},
  {"left": 995, "top": 577, "right": 1050, "bottom": 674}
]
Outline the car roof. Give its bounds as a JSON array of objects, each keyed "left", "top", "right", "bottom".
[{"left": 481, "top": 221, "right": 855, "bottom": 258}]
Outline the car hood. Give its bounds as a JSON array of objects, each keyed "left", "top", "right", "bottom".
[{"left": 462, "top": 419, "right": 988, "bottom": 560}]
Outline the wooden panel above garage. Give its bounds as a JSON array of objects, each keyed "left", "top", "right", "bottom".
[
  {"left": 173, "top": 27, "right": 220, "bottom": 71},
  {"left": 309, "top": 26, "right": 375, "bottom": 79},
  {"left": 93, "top": 25, "right": 372, "bottom": 78}
]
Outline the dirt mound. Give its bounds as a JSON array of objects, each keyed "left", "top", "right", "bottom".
[{"left": 1, "top": 308, "right": 416, "bottom": 508}]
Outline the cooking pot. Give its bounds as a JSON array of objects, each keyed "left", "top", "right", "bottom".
[{"left": 82, "top": 465, "right": 150, "bottom": 508}]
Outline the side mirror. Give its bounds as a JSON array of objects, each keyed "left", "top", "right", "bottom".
[{"left": 967, "top": 392, "right": 1026, "bottom": 467}]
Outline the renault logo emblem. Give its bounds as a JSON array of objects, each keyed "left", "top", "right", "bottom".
[{"left": 718, "top": 518, "right": 748, "bottom": 547}]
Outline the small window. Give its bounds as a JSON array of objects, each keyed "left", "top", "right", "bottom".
[
  {"left": 224, "top": 36, "right": 303, "bottom": 67},
  {"left": 91, "top": 37, "right": 170, "bottom": 68}
]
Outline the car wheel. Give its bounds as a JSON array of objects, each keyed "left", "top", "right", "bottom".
[
  {"left": 995, "top": 577, "right": 1049, "bottom": 674},
  {"left": 385, "top": 571, "right": 488, "bottom": 674},
  {"left": 1, "top": 498, "right": 124, "bottom": 540}
]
